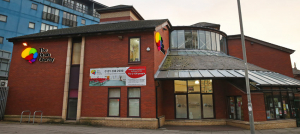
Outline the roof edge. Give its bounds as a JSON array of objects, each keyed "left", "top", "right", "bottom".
[{"left": 227, "top": 34, "right": 295, "bottom": 54}]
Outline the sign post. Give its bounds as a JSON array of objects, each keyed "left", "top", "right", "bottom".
[{"left": 237, "top": 0, "right": 255, "bottom": 133}]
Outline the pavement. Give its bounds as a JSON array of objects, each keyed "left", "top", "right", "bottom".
[{"left": 0, "top": 121, "right": 300, "bottom": 134}]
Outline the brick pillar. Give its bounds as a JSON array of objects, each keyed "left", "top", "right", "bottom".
[
  {"left": 62, "top": 38, "right": 72, "bottom": 120},
  {"left": 76, "top": 36, "right": 85, "bottom": 121}
]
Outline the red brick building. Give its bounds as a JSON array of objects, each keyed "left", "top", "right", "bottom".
[{"left": 5, "top": 5, "right": 300, "bottom": 130}]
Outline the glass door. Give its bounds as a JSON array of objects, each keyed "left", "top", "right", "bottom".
[
  {"left": 273, "top": 92, "right": 283, "bottom": 119},
  {"left": 228, "top": 96, "right": 243, "bottom": 120},
  {"left": 228, "top": 97, "right": 236, "bottom": 119},
  {"left": 236, "top": 97, "right": 243, "bottom": 120},
  {"left": 175, "top": 95, "right": 188, "bottom": 118},
  {"left": 188, "top": 94, "right": 201, "bottom": 119}
]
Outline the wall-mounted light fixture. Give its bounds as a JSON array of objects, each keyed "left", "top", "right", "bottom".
[
  {"left": 163, "top": 28, "right": 167, "bottom": 31},
  {"left": 118, "top": 36, "right": 123, "bottom": 40},
  {"left": 146, "top": 47, "right": 150, "bottom": 52},
  {"left": 250, "top": 42, "right": 254, "bottom": 45},
  {"left": 23, "top": 43, "right": 28, "bottom": 46}
]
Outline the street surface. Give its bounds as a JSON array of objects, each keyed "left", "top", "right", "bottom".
[{"left": 0, "top": 121, "right": 299, "bottom": 134}]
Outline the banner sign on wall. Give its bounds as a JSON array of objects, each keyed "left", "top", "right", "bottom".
[{"left": 89, "top": 66, "right": 146, "bottom": 86}]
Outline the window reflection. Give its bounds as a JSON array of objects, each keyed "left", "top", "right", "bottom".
[{"left": 170, "top": 30, "right": 227, "bottom": 53}]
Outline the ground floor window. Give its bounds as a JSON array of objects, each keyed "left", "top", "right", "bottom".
[
  {"left": 128, "top": 87, "right": 141, "bottom": 117},
  {"left": 108, "top": 88, "right": 120, "bottom": 117},
  {"left": 174, "top": 80, "right": 214, "bottom": 119},
  {"left": 264, "top": 87, "right": 297, "bottom": 120}
]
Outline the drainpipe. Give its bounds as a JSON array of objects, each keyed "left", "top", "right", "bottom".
[{"left": 155, "top": 80, "right": 160, "bottom": 128}]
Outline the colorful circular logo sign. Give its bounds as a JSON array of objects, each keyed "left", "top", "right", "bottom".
[
  {"left": 155, "top": 32, "right": 162, "bottom": 51},
  {"left": 91, "top": 70, "right": 96, "bottom": 75},
  {"left": 21, "top": 47, "right": 38, "bottom": 64}
]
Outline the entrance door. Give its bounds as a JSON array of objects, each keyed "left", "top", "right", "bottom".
[
  {"left": 188, "top": 94, "right": 201, "bottom": 119},
  {"left": 228, "top": 96, "right": 243, "bottom": 120}
]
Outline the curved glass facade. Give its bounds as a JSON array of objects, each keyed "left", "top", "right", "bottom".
[{"left": 171, "top": 30, "right": 227, "bottom": 53}]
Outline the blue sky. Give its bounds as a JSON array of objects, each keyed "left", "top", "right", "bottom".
[{"left": 96, "top": 0, "right": 300, "bottom": 68}]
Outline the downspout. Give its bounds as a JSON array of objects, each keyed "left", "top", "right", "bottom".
[{"left": 155, "top": 80, "right": 160, "bottom": 128}]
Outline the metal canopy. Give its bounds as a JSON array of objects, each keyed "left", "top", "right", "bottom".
[{"left": 155, "top": 69, "right": 300, "bottom": 87}]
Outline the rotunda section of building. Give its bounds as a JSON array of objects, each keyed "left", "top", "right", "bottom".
[{"left": 170, "top": 27, "right": 227, "bottom": 54}]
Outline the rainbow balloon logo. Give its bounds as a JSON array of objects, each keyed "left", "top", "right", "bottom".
[
  {"left": 91, "top": 70, "right": 96, "bottom": 75},
  {"left": 21, "top": 47, "right": 38, "bottom": 64},
  {"left": 155, "top": 32, "right": 166, "bottom": 54}
]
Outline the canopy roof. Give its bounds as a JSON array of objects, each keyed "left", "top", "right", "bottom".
[{"left": 155, "top": 50, "right": 300, "bottom": 87}]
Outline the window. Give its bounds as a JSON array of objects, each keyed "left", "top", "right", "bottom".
[
  {"left": 174, "top": 80, "right": 214, "bottom": 119},
  {"left": 129, "top": 37, "right": 140, "bottom": 63},
  {"left": 47, "top": 0, "right": 56, "bottom": 3},
  {"left": 108, "top": 88, "right": 120, "bottom": 117},
  {"left": 42, "top": 6, "right": 59, "bottom": 23},
  {"left": 29, "top": 22, "right": 35, "bottom": 29},
  {"left": 0, "top": 37, "right": 3, "bottom": 44},
  {"left": 128, "top": 88, "right": 141, "bottom": 117},
  {"left": 63, "top": 0, "right": 75, "bottom": 9},
  {"left": 76, "top": 2, "right": 88, "bottom": 13},
  {"left": 170, "top": 30, "right": 227, "bottom": 53},
  {"left": 40, "top": 23, "right": 57, "bottom": 32},
  {"left": 31, "top": 3, "right": 37, "bottom": 10},
  {"left": 263, "top": 87, "right": 297, "bottom": 120},
  {"left": 71, "top": 42, "right": 81, "bottom": 65},
  {"left": 0, "top": 14, "right": 7, "bottom": 22},
  {"left": 81, "top": 19, "right": 85, "bottom": 25},
  {"left": 62, "top": 12, "right": 77, "bottom": 27}
]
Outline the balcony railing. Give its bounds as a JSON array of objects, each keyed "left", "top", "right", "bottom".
[{"left": 48, "top": 0, "right": 101, "bottom": 18}]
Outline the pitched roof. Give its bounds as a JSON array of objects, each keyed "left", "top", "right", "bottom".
[
  {"left": 8, "top": 19, "right": 169, "bottom": 42},
  {"left": 160, "top": 50, "right": 268, "bottom": 71},
  {"left": 96, "top": 5, "right": 144, "bottom": 20},
  {"left": 227, "top": 34, "right": 295, "bottom": 54}
]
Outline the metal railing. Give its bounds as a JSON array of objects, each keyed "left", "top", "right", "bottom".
[
  {"left": 20, "top": 110, "right": 31, "bottom": 123},
  {"left": 33, "top": 111, "right": 43, "bottom": 124}
]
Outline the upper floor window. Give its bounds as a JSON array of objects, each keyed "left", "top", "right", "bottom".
[
  {"left": 29, "top": 22, "right": 35, "bottom": 29},
  {"left": 129, "top": 37, "right": 140, "bottom": 63},
  {"left": 41, "top": 23, "right": 57, "bottom": 32},
  {"left": 63, "top": 0, "right": 74, "bottom": 9},
  {"left": 31, "top": 3, "right": 38, "bottom": 10},
  {"left": 62, "top": 12, "right": 77, "bottom": 27},
  {"left": 47, "top": 0, "right": 56, "bottom": 3},
  {"left": 42, "top": 6, "right": 59, "bottom": 23},
  {"left": 71, "top": 41, "right": 81, "bottom": 65},
  {"left": 171, "top": 30, "right": 227, "bottom": 53},
  {"left": 76, "top": 2, "right": 88, "bottom": 14},
  {"left": 0, "top": 37, "right": 3, "bottom": 44},
  {"left": 81, "top": 19, "right": 85, "bottom": 25},
  {"left": 0, "top": 14, "right": 7, "bottom": 22}
]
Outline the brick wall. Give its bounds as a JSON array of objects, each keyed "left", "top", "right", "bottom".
[
  {"left": 162, "top": 80, "right": 175, "bottom": 120},
  {"left": 6, "top": 39, "right": 68, "bottom": 116},
  {"left": 224, "top": 80, "right": 267, "bottom": 121},
  {"left": 154, "top": 25, "right": 169, "bottom": 74},
  {"left": 81, "top": 31, "right": 157, "bottom": 118},
  {"left": 228, "top": 39, "right": 293, "bottom": 77},
  {"left": 156, "top": 81, "right": 164, "bottom": 117}
]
